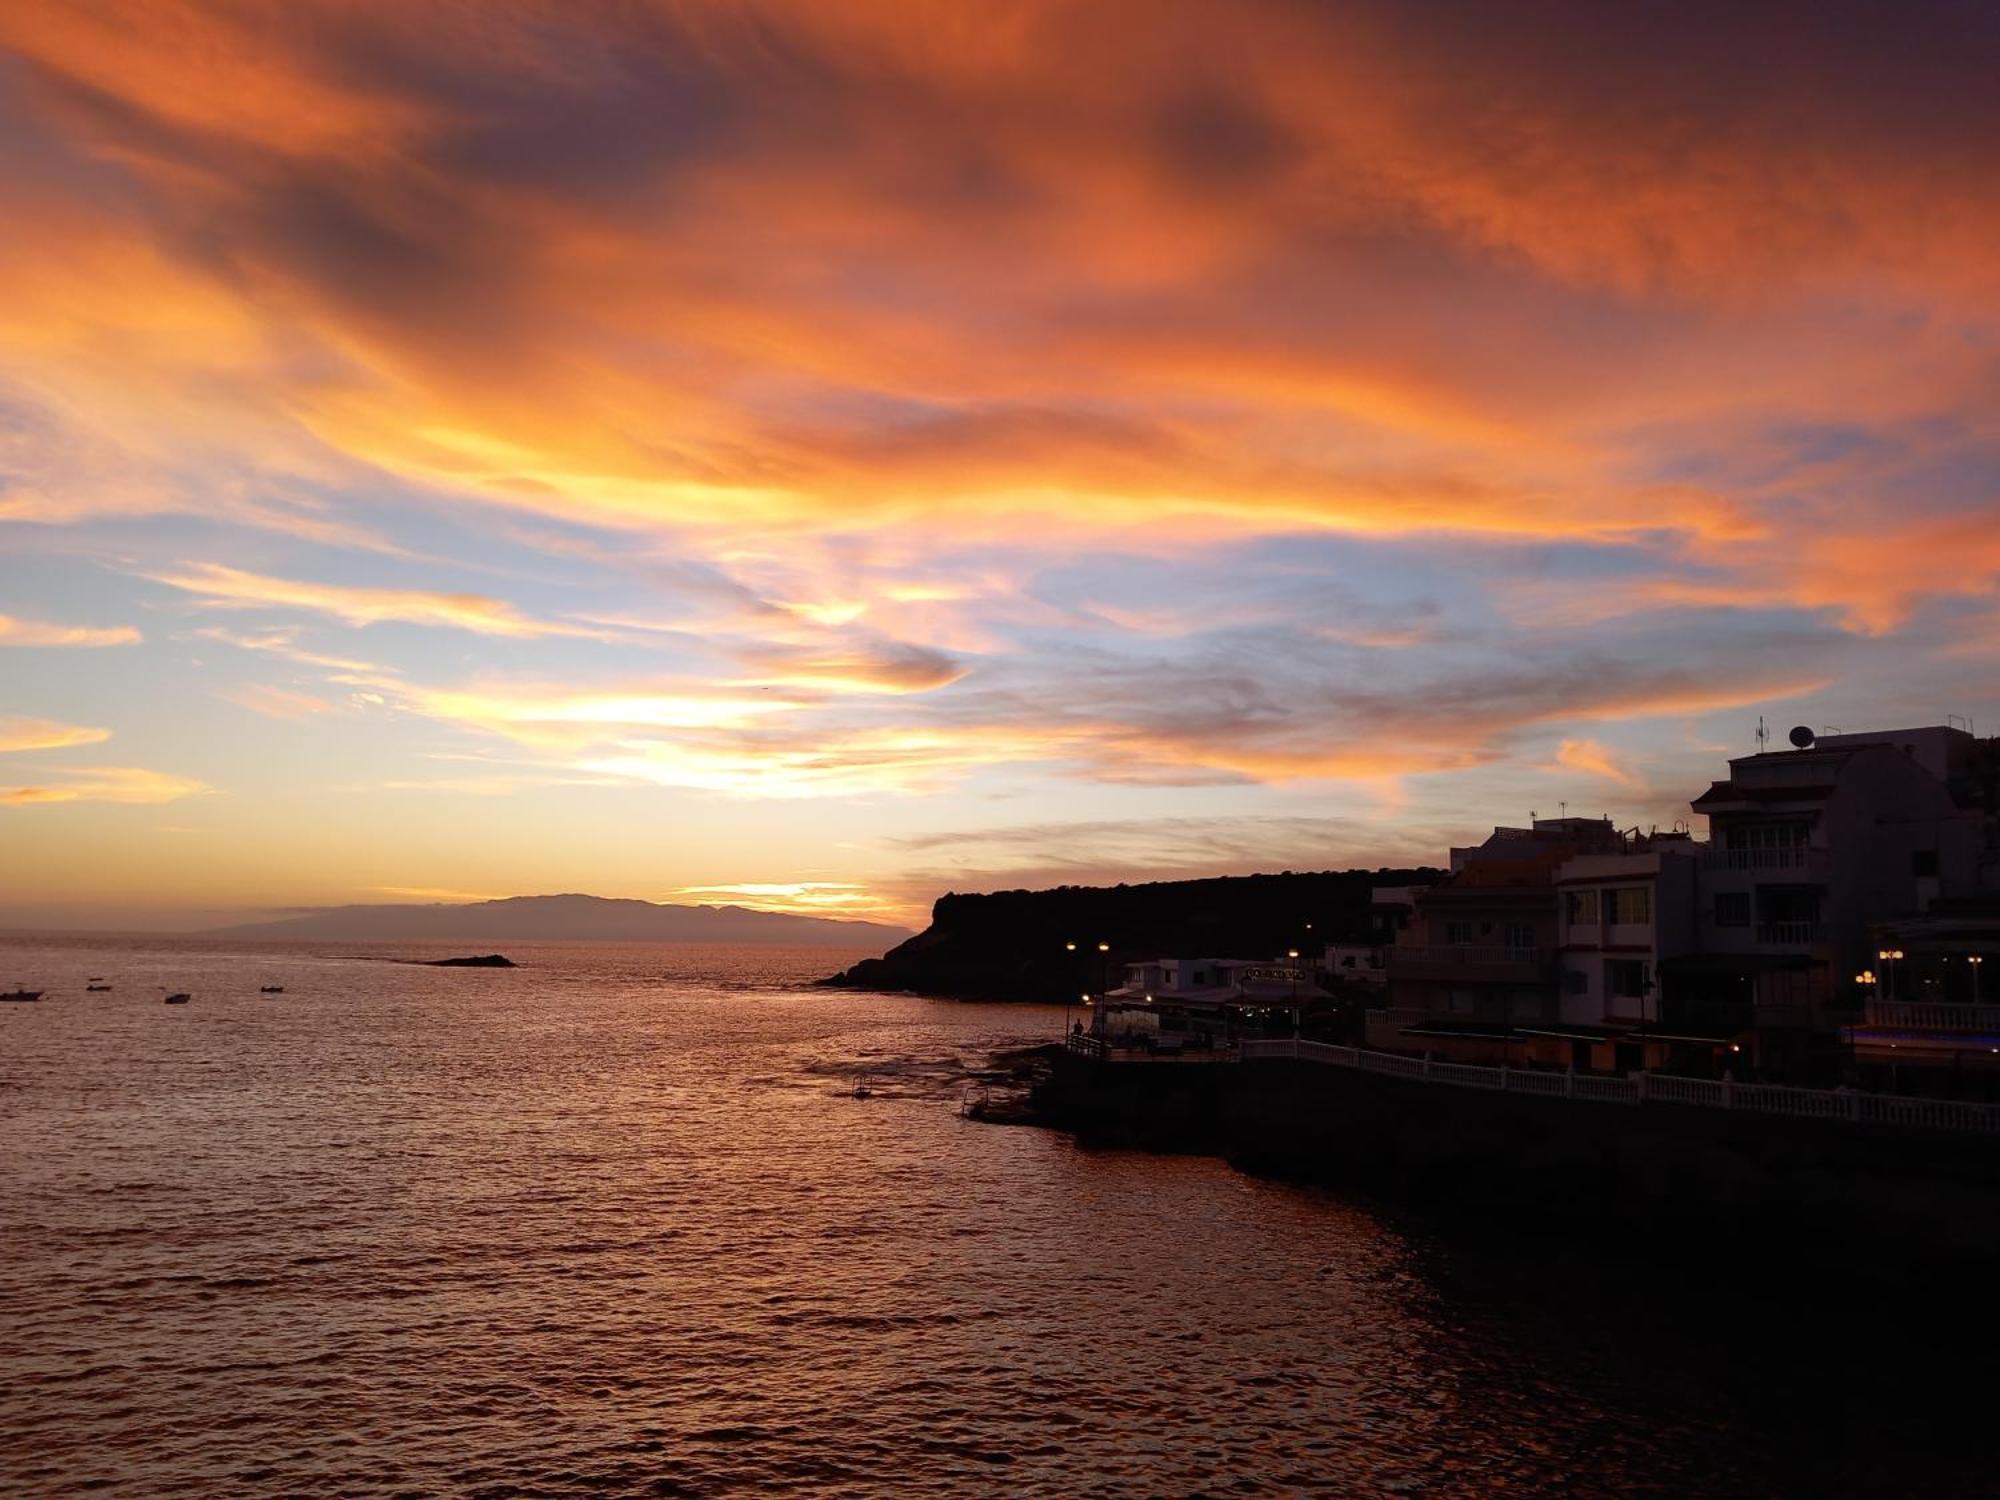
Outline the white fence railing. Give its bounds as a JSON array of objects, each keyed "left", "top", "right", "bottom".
[
  {"left": 1232, "top": 1038, "right": 2000, "bottom": 1134},
  {"left": 1704, "top": 846, "right": 1826, "bottom": 872},
  {"left": 1864, "top": 1000, "right": 2000, "bottom": 1032},
  {"left": 1755, "top": 920, "right": 1826, "bottom": 945}
]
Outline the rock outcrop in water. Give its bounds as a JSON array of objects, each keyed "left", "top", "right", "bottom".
[{"left": 821, "top": 868, "right": 1439, "bottom": 1002}]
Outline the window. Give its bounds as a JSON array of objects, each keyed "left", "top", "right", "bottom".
[
  {"left": 1564, "top": 969, "right": 1589, "bottom": 994},
  {"left": 1445, "top": 920, "right": 1473, "bottom": 945},
  {"left": 1504, "top": 922, "right": 1535, "bottom": 949},
  {"left": 1604, "top": 887, "right": 1652, "bottom": 925},
  {"left": 1608, "top": 959, "right": 1648, "bottom": 999},
  {"left": 1564, "top": 890, "right": 1600, "bottom": 926},
  {"left": 1912, "top": 849, "right": 1939, "bottom": 877},
  {"left": 1714, "top": 891, "right": 1751, "bottom": 927},
  {"left": 1447, "top": 988, "right": 1476, "bottom": 1014}
]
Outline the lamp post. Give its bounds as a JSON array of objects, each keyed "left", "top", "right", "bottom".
[
  {"left": 1971, "top": 955, "right": 1985, "bottom": 1006},
  {"left": 1877, "top": 948, "right": 1904, "bottom": 1001},
  {"left": 1064, "top": 942, "right": 1077, "bottom": 1033}
]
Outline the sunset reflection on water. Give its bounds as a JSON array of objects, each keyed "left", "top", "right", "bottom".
[{"left": 1, "top": 939, "right": 1989, "bottom": 1496}]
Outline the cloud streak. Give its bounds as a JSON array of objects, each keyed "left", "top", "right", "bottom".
[
  {"left": 0, "top": 717, "right": 111, "bottom": 753},
  {"left": 2, "top": 766, "right": 209, "bottom": 806},
  {"left": 150, "top": 563, "right": 607, "bottom": 639},
  {"left": 0, "top": 613, "right": 140, "bottom": 647}
]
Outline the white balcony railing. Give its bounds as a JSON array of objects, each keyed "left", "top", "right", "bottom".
[
  {"left": 1864, "top": 1000, "right": 2000, "bottom": 1033},
  {"left": 1755, "top": 920, "right": 1825, "bottom": 945},
  {"left": 1705, "top": 846, "right": 1824, "bottom": 871}
]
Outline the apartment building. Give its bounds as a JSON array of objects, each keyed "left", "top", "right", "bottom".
[{"left": 1674, "top": 727, "right": 1986, "bottom": 1074}]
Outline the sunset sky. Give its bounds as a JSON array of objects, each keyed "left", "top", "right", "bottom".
[{"left": 2, "top": 2, "right": 1997, "bottom": 929}]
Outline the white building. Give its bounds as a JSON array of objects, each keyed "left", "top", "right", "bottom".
[{"left": 1554, "top": 843, "right": 1701, "bottom": 1025}]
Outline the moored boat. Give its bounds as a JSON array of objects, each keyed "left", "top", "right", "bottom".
[
  {"left": 2, "top": 988, "right": 42, "bottom": 1002},
  {"left": 260, "top": 985, "right": 285, "bottom": 993},
  {"left": 164, "top": 992, "right": 191, "bottom": 1005},
  {"left": 86, "top": 983, "right": 112, "bottom": 991}
]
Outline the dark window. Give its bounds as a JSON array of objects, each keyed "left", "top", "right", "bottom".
[
  {"left": 1715, "top": 892, "right": 1751, "bottom": 927},
  {"left": 1912, "top": 849, "right": 1939, "bottom": 877},
  {"left": 1608, "top": 960, "right": 1648, "bottom": 998}
]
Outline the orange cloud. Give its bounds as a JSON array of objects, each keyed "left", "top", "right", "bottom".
[
  {"left": 2, "top": 766, "right": 209, "bottom": 806},
  {"left": 668, "top": 881, "right": 897, "bottom": 919},
  {"left": 221, "top": 684, "right": 339, "bottom": 720},
  {"left": 0, "top": 0, "right": 1988, "bottom": 637},
  {"left": 150, "top": 563, "right": 606, "bottom": 639},
  {"left": 0, "top": 717, "right": 111, "bottom": 753},
  {"left": 1554, "top": 738, "right": 1646, "bottom": 790},
  {"left": 0, "top": 614, "right": 140, "bottom": 647}
]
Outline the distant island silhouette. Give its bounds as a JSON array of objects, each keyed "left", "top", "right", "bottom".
[{"left": 209, "top": 893, "right": 909, "bottom": 946}]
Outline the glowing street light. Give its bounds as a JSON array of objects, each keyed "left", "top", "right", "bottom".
[
  {"left": 1876, "top": 948, "right": 1905, "bottom": 999},
  {"left": 1971, "top": 954, "right": 1985, "bottom": 1005}
]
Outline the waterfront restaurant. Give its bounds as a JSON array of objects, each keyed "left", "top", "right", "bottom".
[{"left": 1097, "top": 956, "right": 1328, "bottom": 1051}]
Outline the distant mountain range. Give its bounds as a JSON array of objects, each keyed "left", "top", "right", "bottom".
[{"left": 208, "top": 893, "right": 909, "bottom": 946}]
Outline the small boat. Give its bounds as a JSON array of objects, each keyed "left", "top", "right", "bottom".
[
  {"left": 87, "top": 976, "right": 104, "bottom": 982},
  {"left": 86, "top": 984, "right": 112, "bottom": 992},
  {"left": 260, "top": 985, "right": 285, "bottom": 994},
  {"left": 164, "top": 993, "right": 191, "bottom": 1005},
  {"left": 2, "top": 989, "right": 42, "bottom": 1003}
]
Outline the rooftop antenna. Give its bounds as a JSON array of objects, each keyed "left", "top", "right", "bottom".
[
  {"left": 1559, "top": 800, "right": 1567, "bottom": 820},
  {"left": 1755, "top": 716, "right": 1769, "bottom": 753}
]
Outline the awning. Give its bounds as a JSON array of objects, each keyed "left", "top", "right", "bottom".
[{"left": 1518, "top": 1025, "right": 1738, "bottom": 1046}]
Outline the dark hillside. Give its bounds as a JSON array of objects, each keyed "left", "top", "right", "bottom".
[{"left": 821, "top": 868, "right": 1441, "bottom": 1001}]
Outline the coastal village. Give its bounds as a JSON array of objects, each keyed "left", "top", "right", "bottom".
[{"left": 1082, "top": 721, "right": 2000, "bottom": 1123}]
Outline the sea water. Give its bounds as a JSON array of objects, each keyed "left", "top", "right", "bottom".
[{"left": 1, "top": 937, "right": 1989, "bottom": 1496}]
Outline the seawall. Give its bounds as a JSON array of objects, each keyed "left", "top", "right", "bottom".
[{"left": 1034, "top": 1055, "right": 2000, "bottom": 1263}]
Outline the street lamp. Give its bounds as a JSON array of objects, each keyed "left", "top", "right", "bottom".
[
  {"left": 1063, "top": 943, "right": 1079, "bottom": 1037},
  {"left": 1971, "top": 955, "right": 1985, "bottom": 1006},
  {"left": 1877, "top": 948, "right": 1904, "bottom": 1000}
]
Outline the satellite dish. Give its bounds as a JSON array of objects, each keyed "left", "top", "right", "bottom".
[{"left": 1788, "top": 725, "right": 1815, "bottom": 749}]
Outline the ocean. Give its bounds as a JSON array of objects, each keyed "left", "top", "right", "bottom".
[{"left": 1, "top": 936, "right": 1990, "bottom": 1496}]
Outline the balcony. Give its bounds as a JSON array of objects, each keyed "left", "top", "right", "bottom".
[
  {"left": 1703, "top": 846, "right": 1831, "bottom": 877},
  {"left": 1863, "top": 1000, "right": 2000, "bottom": 1033},
  {"left": 1388, "top": 944, "right": 1548, "bottom": 982},
  {"left": 1755, "top": 920, "right": 1826, "bottom": 946}
]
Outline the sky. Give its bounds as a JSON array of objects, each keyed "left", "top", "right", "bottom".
[{"left": 2, "top": 1, "right": 1997, "bottom": 930}]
